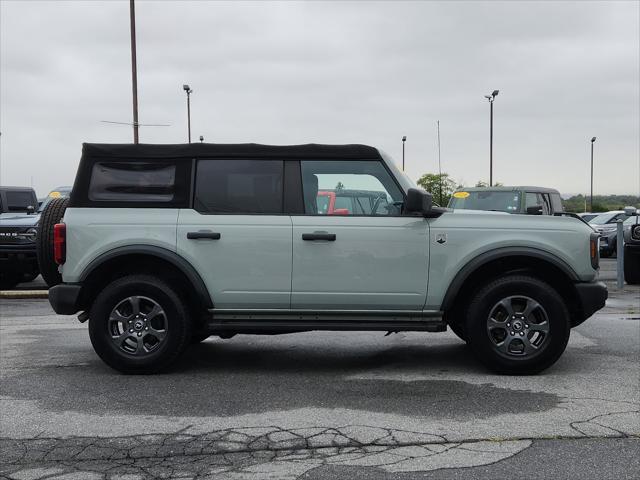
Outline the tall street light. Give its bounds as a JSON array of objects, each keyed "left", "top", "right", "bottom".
[
  {"left": 129, "top": 0, "right": 139, "bottom": 144},
  {"left": 484, "top": 89, "right": 499, "bottom": 186},
  {"left": 402, "top": 136, "right": 406, "bottom": 171},
  {"left": 183, "top": 84, "right": 193, "bottom": 143},
  {"left": 590, "top": 136, "right": 596, "bottom": 212}
]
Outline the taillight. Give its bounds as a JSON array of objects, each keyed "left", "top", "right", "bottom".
[
  {"left": 53, "top": 223, "right": 66, "bottom": 265},
  {"left": 589, "top": 232, "right": 599, "bottom": 269}
]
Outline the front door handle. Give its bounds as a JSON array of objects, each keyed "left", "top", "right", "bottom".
[
  {"left": 187, "top": 231, "right": 221, "bottom": 240},
  {"left": 302, "top": 232, "right": 336, "bottom": 241}
]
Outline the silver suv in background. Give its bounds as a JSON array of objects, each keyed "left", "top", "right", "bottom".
[{"left": 448, "top": 186, "right": 564, "bottom": 215}]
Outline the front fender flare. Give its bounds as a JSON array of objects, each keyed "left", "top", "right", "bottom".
[{"left": 440, "top": 246, "right": 579, "bottom": 311}]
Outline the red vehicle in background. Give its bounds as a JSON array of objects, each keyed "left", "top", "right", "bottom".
[
  {"left": 317, "top": 191, "right": 350, "bottom": 215},
  {"left": 317, "top": 189, "right": 393, "bottom": 216}
]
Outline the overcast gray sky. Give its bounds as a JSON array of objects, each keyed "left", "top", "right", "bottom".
[{"left": 1, "top": 0, "right": 638, "bottom": 197}]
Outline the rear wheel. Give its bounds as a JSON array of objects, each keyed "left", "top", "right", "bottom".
[
  {"left": 465, "top": 274, "right": 570, "bottom": 375},
  {"left": 36, "top": 197, "right": 69, "bottom": 287},
  {"left": 89, "top": 275, "right": 192, "bottom": 374}
]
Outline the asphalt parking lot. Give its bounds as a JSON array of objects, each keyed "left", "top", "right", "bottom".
[{"left": 1, "top": 259, "right": 638, "bottom": 479}]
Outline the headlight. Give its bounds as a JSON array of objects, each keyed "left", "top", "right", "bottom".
[
  {"left": 633, "top": 225, "right": 640, "bottom": 240},
  {"left": 24, "top": 228, "right": 38, "bottom": 242}
]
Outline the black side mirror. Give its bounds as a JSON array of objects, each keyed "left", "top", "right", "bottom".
[
  {"left": 26, "top": 205, "right": 35, "bottom": 215},
  {"left": 526, "top": 205, "right": 543, "bottom": 215},
  {"left": 405, "top": 188, "right": 433, "bottom": 215}
]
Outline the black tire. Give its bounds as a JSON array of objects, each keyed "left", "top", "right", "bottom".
[
  {"left": 465, "top": 274, "right": 570, "bottom": 375},
  {"left": 191, "top": 333, "right": 211, "bottom": 344},
  {"left": 21, "top": 270, "right": 39, "bottom": 283},
  {"left": 0, "top": 273, "right": 21, "bottom": 290},
  {"left": 448, "top": 321, "right": 467, "bottom": 342},
  {"left": 624, "top": 247, "right": 640, "bottom": 285},
  {"left": 89, "top": 274, "right": 192, "bottom": 374},
  {"left": 36, "top": 197, "right": 69, "bottom": 287}
]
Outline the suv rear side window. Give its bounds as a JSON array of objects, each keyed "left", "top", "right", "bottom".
[
  {"left": 89, "top": 163, "right": 176, "bottom": 202},
  {"left": 194, "top": 159, "right": 283, "bottom": 214}
]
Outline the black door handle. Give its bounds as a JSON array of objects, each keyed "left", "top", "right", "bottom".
[
  {"left": 302, "top": 233, "right": 336, "bottom": 241},
  {"left": 187, "top": 231, "right": 221, "bottom": 240}
]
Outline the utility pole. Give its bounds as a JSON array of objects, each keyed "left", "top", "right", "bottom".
[
  {"left": 129, "top": 0, "right": 139, "bottom": 144},
  {"left": 437, "top": 120, "right": 442, "bottom": 205},
  {"left": 590, "top": 137, "right": 596, "bottom": 212},
  {"left": 484, "top": 90, "right": 499, "bottom": 186}
]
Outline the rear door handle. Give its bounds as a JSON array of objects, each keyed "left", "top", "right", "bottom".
[
  {"left": 187, "top": 231, "right": 221, "bottom": 240},
  {"left": 302, "top": 233, "right": 336, "bottom": 241}
]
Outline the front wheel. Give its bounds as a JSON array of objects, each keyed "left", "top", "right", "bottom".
[
  {"left": 89, "top": 275, "right": 192, "bottom": 374},
  {"left": 465, "top": 275, "right": 570, "bottom": 375}
]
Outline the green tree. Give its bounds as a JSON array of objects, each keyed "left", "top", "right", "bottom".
[
  {"left": 335, "top": 181, "right": 345, "bottom": 191},
  {"left": 475, "top": 180, "right": 504, "bottom": 187},
  {"left": 416, "top": 173, "right": 457, "bottom": 206}
]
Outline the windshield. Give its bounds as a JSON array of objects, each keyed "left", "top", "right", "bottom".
[
  {"left": 588, "top": 213, "right": 621, "bottom": 225},
  {"left": 449, "top": 190, "right": 521, "bottom": 213}
]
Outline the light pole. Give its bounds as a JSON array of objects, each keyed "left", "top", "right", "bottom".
[
  {"left": 590, "top": 136, "right": 596, "bottom": 212},
  {"left": 129, "top": 0, "right": 139, "bottom": 144},
  {"left": 402, "top": 136, "right": 406, "bottom": 171},
  {"left": 183, "top": 84, "right": 192, "bottom": 143},
  {"left": 484, "top": 89, "right": 499, "bottom": 186}
]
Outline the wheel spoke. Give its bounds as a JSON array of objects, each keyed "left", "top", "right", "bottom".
[
  {"left": 148, "top": 326, "right": 166, "bottom": 342},
  {"left": 495, "top": 336, "right": 511, "bottom": 354},
  {"left": 128, "top": 296, "right": 141, "bottom": 315},
  {"left": 488, "top": 317, "right": 504, "bottom": 330},
  {"left": 109, "top": 309, "right": 130, "bottom": 323},
  {"left": 499, "top": 299, "right": 516, "bottom": 317},
  {"left": 147, "top": 304, "right": 163, "bottom": 321},
  {"left": 521, "top": 336, "right": 537, "bottom": 355},
  {"left": 523, "top": 299, "right": 541, "bottom": 317},
  {"left": 135, "top": 335, "right": 146, "bottom": 354},
  {"left": 529, "top": 320, "right": 549, "bottom": 333}
]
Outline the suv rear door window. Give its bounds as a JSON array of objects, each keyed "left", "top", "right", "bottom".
[
  {"left": 89, "top": 163, "right": 176, "bottom": 202},
  {"left": 194, "top": 159, "right": 283, "bottom": 214}
]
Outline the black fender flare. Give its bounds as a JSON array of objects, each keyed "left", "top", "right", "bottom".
[
  {"left": 440, "top": 247, "right": 579, "bottom": 311},
  {"left": 79, "top": 245, "right": 213, "bottom": 308}
]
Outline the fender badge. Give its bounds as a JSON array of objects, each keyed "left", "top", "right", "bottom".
[{"left": 436, "top": 233, "right": 447, "bottom": 244}]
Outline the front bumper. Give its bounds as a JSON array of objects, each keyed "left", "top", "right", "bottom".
[
  {"left": 575, "top": 281, "right": 608, "bottom": 322},
  {"left": 0, "top": 245, "right": 38, "bottom": 274},
  {"left": 49, "top": 283, "right": 82, "bottom": 315}
]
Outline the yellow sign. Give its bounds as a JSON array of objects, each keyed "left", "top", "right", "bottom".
[
  {"left": 453, "top": 191, "right": 470, "bottom": 199},
  {"left": 49, "top": 191, "right": 61, "bottom": 198}
]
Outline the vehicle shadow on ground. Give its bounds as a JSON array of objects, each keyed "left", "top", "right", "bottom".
[{"left": 175, "top": 336, "right": 481, "bottom": 375}]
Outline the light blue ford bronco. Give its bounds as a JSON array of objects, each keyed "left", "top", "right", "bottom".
[{"left": 46, "top": 143, "right": 607, "bottom": 374}]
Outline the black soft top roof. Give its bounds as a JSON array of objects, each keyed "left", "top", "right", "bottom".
[{"left": 82, "top": 143, "right": 381, "bottom": 160}]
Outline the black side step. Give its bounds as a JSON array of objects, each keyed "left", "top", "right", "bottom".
[{"left": 205, "top": 309, "right": 446, "bottom": 333}]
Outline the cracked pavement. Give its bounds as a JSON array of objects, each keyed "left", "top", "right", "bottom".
[{"left": 1, "top": 264, "right": 638, "bottom": 479}]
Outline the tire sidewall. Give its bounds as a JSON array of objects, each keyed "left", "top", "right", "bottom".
[
  {"left": 89, "top": 276, "right": 189, "bottom": 373},
  {"left": 466, "top": 276, "right": 570, "bottom": 374}
]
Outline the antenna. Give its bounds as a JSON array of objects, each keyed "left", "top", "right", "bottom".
[{"left": 100, "top": 120, "right": 171, "bottom": 127}]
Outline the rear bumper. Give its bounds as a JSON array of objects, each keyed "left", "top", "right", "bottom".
[
  {"left": 49, "top": 283, "right": 82, "bottom": 315},
  {"left": 574, "top": 281, "right": 608, "bottom": 323}
]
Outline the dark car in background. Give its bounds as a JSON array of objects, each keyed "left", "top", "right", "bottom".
[
  {"left": 622, "top": 208, "right": 640, "bottom": 284},
  {"left": 0, "top": 186, "right": 72, "bottom": 289},
  {"left": 0, "top": 186, "right": 40, "bottom": 288},
  {"left": 448, "top": 186, "right": 564, "bottom": 215},
  {"left": 588, "top": 211, "right": 627, "bottom": 257}
]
